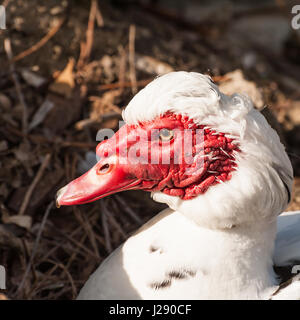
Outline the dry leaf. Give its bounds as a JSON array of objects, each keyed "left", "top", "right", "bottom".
[
  {"left": 0, "top": 141, "right": 8, "bottom": 152},
  {"left": 78, "top": 151, "right": 97, "bottom": 174},
  {"left": 219, "top": 69, "right": 264, "bottom": 109},
  {"left": 21, "top": 69, "right": 47, "bottom": 88},
  {"left": 0, "top": 225, "right": 23, "bottom": 251},
  {"left": 136, "top": 55, "right": 174, "bottom": 76},
  {"left": 2, "top": 215, "right": 32, "bottom": 230},
  {"left": 29, "top": 99, "right": 54, "bottom": 131},
  {"left": 49, "top": 58, "right": 75, "bottom": 98},
  {"left": 286, "top": 102, "right": 300, "bottom": 127},
  {"left": 43, "top": 90, "right": 83, "bottom": 134},
  {"left": 0, "top": 93, "right": 12, "bottom": 110}
]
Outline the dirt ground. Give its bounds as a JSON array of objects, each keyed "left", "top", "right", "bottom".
[{"left": 0, "top": 0, "right": 300, "bottom": 299}]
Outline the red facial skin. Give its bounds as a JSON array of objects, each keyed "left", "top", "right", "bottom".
[{"left": 56, "top": 113, "right": 238, "bottom": 206}]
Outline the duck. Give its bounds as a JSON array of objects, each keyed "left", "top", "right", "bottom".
[{"left": 56, "top": 71, "right": 300, "bottom": 300}]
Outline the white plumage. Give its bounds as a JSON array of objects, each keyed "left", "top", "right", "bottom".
[{"left": 77, "top": 72, "right": 300, "bottom": 300}]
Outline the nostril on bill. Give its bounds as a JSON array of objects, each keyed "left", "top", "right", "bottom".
[{"left": 98, "top": 163, "right": 110, "bottom": 174}]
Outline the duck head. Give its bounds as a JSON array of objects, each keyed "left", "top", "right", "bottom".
[{"left": 56, "top": 72, "right": 293, "bottom": 229}]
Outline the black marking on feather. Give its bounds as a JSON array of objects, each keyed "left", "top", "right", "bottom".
[
  {"left": 168, "top": 269, "right": 196, "bottom": 279},
  {"left": 149, "top": 245, "right": 161, "bottom": 253},
  {"left": 273, "top": 278, "right": 293, "bottom": 295},
  {"left": 149, "top": 280, "right": 171, "bottom": 290},
  {"left": 271, "top": 266, "right": 300, "bottom": 298},
  {"left": 168, "top": 271, "right": 187, "bottom": 279},
  {"left": 271, "top": 274, "right": 300, "bottom": 298},
  {"left": 149, "top": 269, "right": 196, "bottom": 290}
]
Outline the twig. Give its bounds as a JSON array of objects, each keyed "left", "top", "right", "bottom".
[
  {"left": 49, "top": 221, "right": 100, "bottom": 260},
  {"left": 73, "top": 207, "right": 100, "bottom": 261},
  {"left": 211, "top": 75, "right": 229, "bottom": 83},
  {"left": 75, "top": 111, "right": 122, "bottom": 130},
  {"left": 17, "top": 201, "right": 54, "bottom": 294},
  {"left": 84, "top": 0, "right": 97, "bottom": 61},
  {"left": 41, "top": 235, "right": 85, "bottom": 266},
  {"left": 100, "top": 201, "right": 112, "bottom": 253},
  {"left": 95, "top": 2, "right": 104, "bottom": 27},
  {"left": 4, "top": 38, "right": 29, "bottom": 134},
  {"left": 129, "top": 24, "right": 137, "bottom": 94},
  {"left": 27, "top": 264, "right": 59, "bottom": 299},
  {"left": 22, "top": 239, "right": 37, "bottom": 287},
  {"left": 107, "top": 212, "right": 127, "bottom": 240},
  {"left": 64, "top": 152, "right": 71, "bottom": 182},
  {"left": 47, "top": 259, "right": 77, "bottom": 299},
  {"left": 48, "top": 286, "right": 74, "bottom": 300},
  {"left": 12, "top": 17, "right": 65, "bottom": 63},
  {"left": 93, "top": 231, "right": 106, "bottom": 247},
  {"left": 39, "top": 211, "right": 98, "bottom": 263},
  {"left": 65, "top": 233, "right": 88, "bottom": 270},
  {"left": 77, "top": 0, "right": 98, "bottom": 69},
  {"left": 98, "top": 78, "right": 153, "bottom": 91},
  {"left": 18, "top": 153, "right": 51, "bottom": 216},
  {"left": 117, "top": 45, "right": 127, "bottom": 95},
  {"left": 115, "top": 194, "right": 142, "bottom": 224},
  {"left": 71, "top": 153, "right": 78, "bottom": 179}
]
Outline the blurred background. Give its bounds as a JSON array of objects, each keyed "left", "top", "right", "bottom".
[{"left": 0, "top": 0, "right": 299, "bottom": 299}]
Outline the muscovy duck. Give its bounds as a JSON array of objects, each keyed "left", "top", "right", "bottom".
[{"left": 56, "top": 71, "right": 300, "bottom": 299}]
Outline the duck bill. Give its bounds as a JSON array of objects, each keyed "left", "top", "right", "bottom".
[{"left": 56, "top": 160, "right": 141, "bottom": 206}]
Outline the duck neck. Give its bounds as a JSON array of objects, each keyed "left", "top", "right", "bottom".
[{"left": 196, "top": 218, "right": 278, "bottom": 299}]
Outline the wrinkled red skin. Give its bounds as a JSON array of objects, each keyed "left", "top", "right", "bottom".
[{"left": 57, "top": 113, "right": 239, "bottom": 206}]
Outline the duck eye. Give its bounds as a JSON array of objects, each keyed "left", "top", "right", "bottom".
[{"left": 159, "top": 129, "right": 174, "bottom": 141}]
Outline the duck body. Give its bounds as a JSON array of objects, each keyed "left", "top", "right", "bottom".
[{"left": 78, "top": 208, "right": 280, "bottom": 300}]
